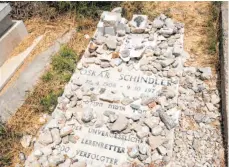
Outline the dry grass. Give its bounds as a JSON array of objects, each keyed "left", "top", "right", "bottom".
[
  {"left": 0, "top": 2, "right": 222, "bottom": 167},
  {"left": 140, "top": 2, "right": 220, "bottom": 88}
]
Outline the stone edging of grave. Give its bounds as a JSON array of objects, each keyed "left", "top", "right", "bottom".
[{"left": 219, "top": 1, "right": 228, "bottom": 165}]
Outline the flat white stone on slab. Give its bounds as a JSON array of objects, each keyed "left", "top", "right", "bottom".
[{"left": 102, "top": 12, "right": 121, "bottom": 26}]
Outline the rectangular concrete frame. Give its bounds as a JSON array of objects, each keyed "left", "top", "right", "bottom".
[
  {"left": 0, "top": 20, "right": 28, "bottom": 66},
  {"left": 0, "top": 3, "right": 11, "bottom": 21},
  {"left": 0, "top": 35, "right": 43, "bottom": 91},
  {"left": 0, "top": 15, "right": 13, "bottom": 37},
  {"left": 220, "top": 1, "right": 228, "bottom": 165}
]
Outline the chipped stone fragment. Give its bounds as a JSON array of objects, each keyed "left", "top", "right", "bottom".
[
  {"left": 111, "top": 115, "right": 128, "bottom": 132},
  {"left": 88, "top": 42, "right": 98, "bottom": 53},
  {"left": 148, "top": 136, "right": 166, "bottom": 150},
  {"left": 51, "top": 128, "right": 61, "bottom": 145},
  {"left": 81, "top": 108, "right": 94, "bottom": 123},
  {"left": 48, "top": 155, "right": 65, "bottom": 166},
  {"left": 127, "top": 145, "right": 139, "bottom": 158},
  {"left": 38, "top": 130, "right": 53, "bottom": 145},
  {"left": 159, "top": 111, "right": 177, "bottom": 130},
  {"left": 60, "top": 126, "right": 73, "bottom": 137},
  {"left": 151, "top": 126, "right": 163, "bottom": 136},
  {"left": 21, "top": 135, "right": 32, "bottom": 148}
]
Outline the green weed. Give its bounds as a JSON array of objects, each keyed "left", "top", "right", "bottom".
[
  {"left": 40, "top": 90, "right": 62, "bottom": 113},
  {"left": 52, "top": 45, "right": 77, "bottom": 73},
  {"left": 42, "top": 71, "right": 53, "bottom": 82},
  {"left": 206, "top": 2, "right": 220, "bottom": 55}
]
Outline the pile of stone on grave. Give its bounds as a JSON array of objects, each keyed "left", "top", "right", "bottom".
[
  {"left": 22, "top": 8, "right": 186, "bottom": 167},
  {"left": 79, "top": 10, "right": 187, "bottom": 82},
  {"left": 22, "top": 76, "right": 179, "bottom": 167},
  {"left": 171, "top": 65, "right": 222, "bottom": 166}
]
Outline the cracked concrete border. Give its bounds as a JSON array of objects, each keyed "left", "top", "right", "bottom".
[{"left": 219, "top": 1, "right": 228, "bottom": 165}]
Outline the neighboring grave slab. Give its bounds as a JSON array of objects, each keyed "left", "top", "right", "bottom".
[
  {"left": 0, "top": 20, "right": 28, "bottom": 66},
  {"left": 0, "top": 15, "right": 13, "bottom": 37},
  {"left": 0, "top": 3, "right": 12, "bottom": 21},
  {"left": 25, "top": 8, "right": 187, "bottom": 167},
  {"left": 0, "top": 3, "right": 13, "bottom": 37},
  {"left": 0, "top": 3, "right": 28, "bottom": 67}
]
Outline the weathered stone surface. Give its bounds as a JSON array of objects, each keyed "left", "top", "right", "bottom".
[
  {"left": 144, "top": 117, "right": 160, "bottom": 129},
  {"left": 33, "top": 150, "right": 43, "bottom": 158},
  {"left": 81, "top": 108, "right": 94, "bottom": 123},
  {"left": 60, "top": 126, "right": 73, "bottom": 137},
  {"left": 38, "top": 130, "right": 53, "bottom": 145},
  {"left": 152, "top": 19, "right": 164, "bottom": 28},
  {"left": 160, "top": 59, "right": 175, "bottom": 67},
  {"left": 21, "top": 135, "right": 32, "bottom": 148},
  {"left": 159, "top": 111, "right": 177, "bottom": 130},
  {"left": 88, "top": 42, "right": 98, "bottom": 53},
  {"left": 127, "top": 145, "right": 139, "bottom": 158},
  {"left": 112, "top": 7, "right": 122, "bottom": 13},
  {"left": 48, "top": 155, "right": 65, "bottom": 166},
  {"left": 105, "top": 38, "right": 117, "bottom": 50},
  {"left": 151, "top": 126, "right": 163, "bottom": 136},
  {"left": 148, "top": 136, "right": 166, "bottom": 150},
  {"left": 111, "top": 115, "right": 128, "bottom": 132},
  {"left": 23, "top": 11, "right": 190, "bottom": 167},
  {"left": 51, "top": 128, "right": 61, "bottom": 145},
  {"left": 198, "top": 67, "right": 212, "bottom": 80}
]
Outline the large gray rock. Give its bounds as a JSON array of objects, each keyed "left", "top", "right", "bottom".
[
  {"left": 105, "top": 26, "right": 116, "bottom": 36},
  {"left": 160, "top": 28, "right": 174, "bottom": 37},
  {"left": 105, "top": 38, "right": 117, "bottom": 50},
  {"left": 144, "top": 117, "right": 160, "bottom": 129},
  {"left": 151, "top": 126, "right": 163, "bottom": 136},
  {"left": 165, "top": 18, "right": 175, "bottom": 29},
  {"left": 160, "top": 59, "right": 175, "bottom": 67},
  {"left": 173, "top": 44, "right": 183, "bottom": 56},
  {"left": 198, "top": 67, "right": 212, "bottom": 80},
  {"left": 159, "top": 111, "right": 177, "bottom": 130},
  {"left": 81, "top": 108, "right": 94, "bottom": 123},
  {"left": 152, "top": 19, "right": 164, "bottom": 28},
  {"left": 51, "top": 128, "right": 61, "bottom": 145},
  {"left": 148, "top": 136, "right": 166, "bottom": 150}
]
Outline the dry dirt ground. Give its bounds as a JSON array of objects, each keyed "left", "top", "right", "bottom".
[{"left": 0, "top": 2, "right": 223, "bottom": 166}]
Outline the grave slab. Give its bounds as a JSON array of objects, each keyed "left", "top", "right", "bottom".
[
  {"left": 0, "top": 15, "right": 13, "bottom": 37},
  {"left": 0, "top": 30, "right": 75, "bottom": 123},
  {"left": 0, "top": 3, "right": 11, "bottom": 21},
  {"left": 0, "top": 20, "right": 28, "bottom": 66},
  {"left": 0, "top": 35, "right": 43, "bottom": 91},
  {"left": 24, "top": 9, "right": 187, "bottom": 167}
]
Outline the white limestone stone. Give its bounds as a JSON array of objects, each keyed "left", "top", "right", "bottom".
[{"left": 105, "top": 26, "right": 116, "bottom": 36}]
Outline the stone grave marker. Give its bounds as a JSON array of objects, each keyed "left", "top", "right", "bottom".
[
  {"left": 25, "top": 9, "right": 188, "bottom": 167},
  {"left": 0, "top": 3, "right": 28, "bottom": 67}
]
